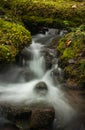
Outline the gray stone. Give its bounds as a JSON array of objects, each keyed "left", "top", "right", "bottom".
[
  {"left": 34, "top": 82, "right": 48, "bottom": 95},
  {"left": 68, "top": 59, "right": 76, "bottom": 64}
]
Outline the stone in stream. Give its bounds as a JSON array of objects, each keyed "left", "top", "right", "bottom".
[
  {"left": 0, "top": 117, "right": 20, "bottom": 130},
  {"left": 7, "top": 109, "right": 32, "bottom": 130},
  {"left": 0, "top": 103, "right": 55, "bottom": 130},
  {"left": 41, "top": 48, "right": 57, "bottom": 70},
  {"left": 16, "top": 47, "right": 32, "bottom": 66},
  {"left": 30, "top": 106, "right": 55, "bottom": 130},
  {"left": 22, "top": 69, "right": 37, "bottom": 81},
  {"left": 34, "top": 81, "right": 48, "bottom": 95},
  {"left": 51, "top": 68, "right": 64, "bottom": 85},
  {"left": 39, "top": 27, "right": 49, "bottom": 34}
]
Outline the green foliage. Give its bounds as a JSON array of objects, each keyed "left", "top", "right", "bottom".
[
  {"left": 63, "top": 20, "right": 69, "bottom": 27},
  {"left": 0, "top": 18, "right": 31, "bottom": 62},
  {"left": 0, "top": 18, "right": 31, "bottom": 49},
  {"left": 79, "top": 59, "right": 85, "bottom": 72},
  {"left": 64, "top": 59, "right": 85, "bottom": 86},
  {"left": 22, "top": 15, "right": 64, "bottom": 29},
  {"left": 57, "top": 25, "right": 85, "bottom": 87},
  {"left": 21, "top": 0, "right": 85, "bottom": 27},
  {"left": 0, "top": 45, "right": 16, "bottom": 62},
  {"left": 57, "top": 27, "right": 85, "bottom": 57},
  {"left": 62, "top": 48, "right": 75, "bottom": 59}
]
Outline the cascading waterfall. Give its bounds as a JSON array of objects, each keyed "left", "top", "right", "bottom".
[
  {"left": 0, "top": 29, "right": 76, "bottom": 128},
  {"left": 29, "top": 36, "right": 46, "bottom": 78}
]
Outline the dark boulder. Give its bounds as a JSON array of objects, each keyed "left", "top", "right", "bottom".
[
  {"left": 30, "top": 106, "right": 55, "bottom": 130},
  {"left": 8, "top": 111, "right": 32, "bottom": 130},
  {"left": 0, "top": 117, "right": 19, "bottom": 130},
  {"left": 41, "top": 48, "right": 57, "bottom": 70},
  {"left": 0, "top": 103, "right": 55, "bottom": 130},
  {"left": 51, "top": 67, "right": 64, "bottom": 84},
  {"left": 39, "top": 27, "right": 49, "bottom": 34},
  {"left": 22, "top": 69, "right": 37, "bottom": 81},
  {"left": 16, "top": 47, "right": 32, "bottom": 66},
  {"left": 34, "top": 81, "right": 48, "bottom": 95}
]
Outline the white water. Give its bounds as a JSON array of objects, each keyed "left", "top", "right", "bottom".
[
  {"left": 0, "top": 29, "right": 76, "bottom": 127},
  {"left": 29, "top": 39, "right": 45, "bottom": 78}
]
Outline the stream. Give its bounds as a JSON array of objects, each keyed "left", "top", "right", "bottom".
[{"left": 0, "top": 28, "right": 85, "bottom": 130}]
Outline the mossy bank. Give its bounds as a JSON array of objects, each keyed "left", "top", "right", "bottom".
[
  {"left": 57, "top": 25, "right": 85, "bottom": 88},
  {"left": 0, "top": 0, "right": 85, "bottom": 31},
  {"left": 0, "top": 18, "right": 31, "bottom": 63}
]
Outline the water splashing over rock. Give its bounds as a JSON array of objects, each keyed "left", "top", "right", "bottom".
[{"left": 0, "top": 28, "right": 76, "bottom": 130}]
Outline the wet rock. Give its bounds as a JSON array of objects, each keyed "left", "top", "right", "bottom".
[
  {"left": 51, "top": 67, "right": 63, "bottom": 84},
  {"left": 30, "top": 106, "right": 55, "bottom": 130},
  {"left": 0, "top": 103, "right": 55, "bottom": 130},
  {"left": 16, "top": 47, "right": 32, "bottom": 66},
  {"left": 8, "top": 111, "right": 32, "bottom": 130},
  {"left": 0, "top": 105, "right": 32, "bottom": 130},
  {"left": 41, "top": 48, "right": 57, "bottom": 70},
  {"left": 39, "top": 27, "right": 49, "bottom": 34},
  {"left": 34, "top": 82, "right": 48, "bottom": 95},
  {"left": 36, "top": 29, "right": 59, "bottom": 45},
  {"left": 21, "top": 48, "right": 32, "bottom": 60},
  {"left": 45, "top": 54, "right": 53, "bottom": 70},
  {"left": 66, "top": 79, "right": 83, "bottom": 90},
  {"left": 68, "top": 59, "right": 76, "bottom": 64},
  {"left": 0, "top": 117, "right": 19, "bottom": 130},
  {"left": 22, "top": 69, "right": 37, "bottom": 81}
]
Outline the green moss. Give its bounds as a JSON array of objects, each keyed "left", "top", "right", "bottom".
[
  {"left": 0, "top": 18, "right": 31, "bottom": 63},
  {"left": 0, "top": 7, "right": 5, "bottom": 15},
  {"left": 62, "top": 48, "right": 76, "bottom": 59},
  {"left": 0, "top": 18, "right": 31, "bottom": 49},
  {"left": 78, "top": 59, "right": 85, "bottom": 75},
  {"left": 22, "top": 15, "right": 63, "bottom": 30},
  {"left": 57, "top": 25, "right": 85, "bottom": 87},
  {"left": 0, "top": 45, "right": 16, "bottom": 62},
  {"left": 1, "top": 0, "right": 84, "bottom": 29},
  {"left": 57, "top": 28, "right": 85, "bottom": 59},
  {"left": 64, "top": 61, "right": 85, "bottom": 86},
  {"left": 21, "top": 0, "right": 85, "bottom": 28},
  {"left": 0, "top": 0, "right": 11, "bottom": 8}
]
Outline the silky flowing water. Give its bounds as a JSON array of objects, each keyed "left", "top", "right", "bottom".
[{"left": 0, "top": 29, "right": 85, "bottom": 129}]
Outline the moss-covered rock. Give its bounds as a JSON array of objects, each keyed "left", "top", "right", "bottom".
[
  {"left": 0, "top": 18, "right": 31, "bottom": 63},
  {"left": 57, "top": 25, "right": 85, "bottom": 88},
  {"left": 12, "top": 0, "right": 85, "bottom": 29},
  {"left": 0, "top": 45, "right": 16, "bottom": 62},
  {"left": 0, "top": 0, "right": 85, "bottom": 31}
]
